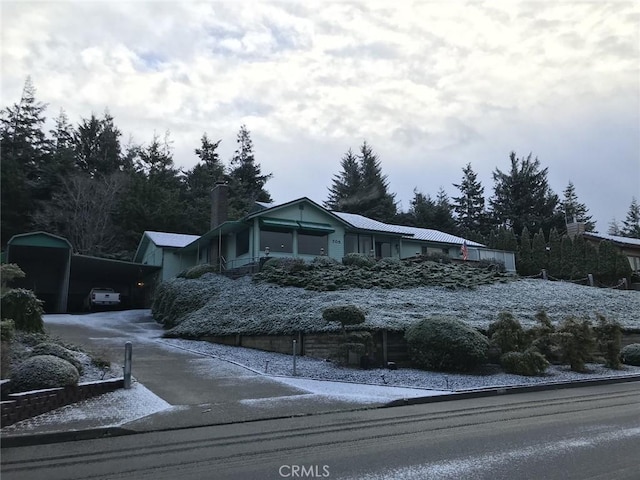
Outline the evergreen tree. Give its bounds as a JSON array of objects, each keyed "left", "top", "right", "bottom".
[
  {"left": 73, "top": 111, "right": 123, "bottom": 176},
  {"left": 547, "top": 228, "right": 562, "bottom": 277},
  {"left": 227, "top": 125, "right": 272, "bottom": 219},
  {"left": 489, "top": 152, "right": 562, "bottom": 236},
  {"left": 325, "top": 148, "right": 361, "bottom": 212},
  {"left": 608, "top": 218, "right": 622, "bottom": 236},
  {"left": 0, "top": 77, "right": 51, "bottom": 245},
  {"left": 407, "top": 189, "right": 436, "bottom": 227},
  {"left": 357, "top": 141, "right": 397, "bottom": 222},
  {"left": 572, "top": 234, "right": 587, "bottom": 280},
  {"left": 325, "top": 141, "right": 396, "bottom": 222},
  {"left": 184, "top": 133, "right": 226, "bottom": 232},
  {"left": 560, "top": 235, "right": 574, "bottom": 279},
  {"left": 584, "top": 240, "right": 599, "bottom": 278},
  {"left": 452, "top": 163, "right": 488, "bottom": 234},
  {"left": 560, "top": 181, "right": 595, "bottom": 232},
  {"left": 432, "top": 188, "right": 457, "bottom": 234},
  {"left": 517, "top": 227, "right": 534, "bottom": 276},
  {"left": 598, "top": 240, "right": 618, "bottom": 284},
  {"left": 621, "top": 197, "right": 640, "bottom": 238},
  {"left": 531, "top": 229, "right": 548, "bottom": 273}
]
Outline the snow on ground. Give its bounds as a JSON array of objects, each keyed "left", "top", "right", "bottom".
[
  {"left": 4, "top": 310, "right": 639, "bottom": 436},
  {"left": 0, "top": 382, "right": 173, "bottom": 433}
]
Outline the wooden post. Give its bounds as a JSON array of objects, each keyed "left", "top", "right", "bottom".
[
  {"left": 542, "top": 269, "right": 548, "bottom": 280},
  {"left": 124, "top": 342, "right": 132, "bottom": 389},
  {"left": 292, "top": 340, "right": 297, "bottom": 376},
  {"left": 382, "top": 330, "right": 388, "bottom": 366},
  {"left": 588, "top": 274, "right": 594, "bottom": 287}
]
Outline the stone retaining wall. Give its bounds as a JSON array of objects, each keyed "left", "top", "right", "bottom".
[{"left": 0, "top": 378, "right": 124, "bottom": 427}]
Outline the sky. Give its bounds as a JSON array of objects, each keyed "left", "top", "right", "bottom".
[{"left": 1, "top": 0, "right": 639, "bottom": 232}]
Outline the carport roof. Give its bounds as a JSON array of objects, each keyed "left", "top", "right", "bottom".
[
  {"left": 8, "top": 231, "right": 72, "bottom": 249},
  {"left": 71, "top": 254, "right": 160, "bottom": 281}
]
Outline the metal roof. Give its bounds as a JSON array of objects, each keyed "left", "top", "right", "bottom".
[
  {"left": 332, "top": 212, "right": 484, "bottom": 247},
  {"left": 144, "top": 231, "right": 201, "bottom": 248},
  {"left": 584, "top": 232, "right": 640, "bottom": 248}
]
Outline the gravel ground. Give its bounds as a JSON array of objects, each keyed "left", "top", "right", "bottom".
[
  {"left": 161, "top": 337, "right": 640, "bottom": 392},
  {"left": 166, "top": 275, "right": 640, "bottom": 337}
]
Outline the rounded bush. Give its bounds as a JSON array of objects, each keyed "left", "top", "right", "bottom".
[
  {"left": 405, "top": 316, "right": 489, "bottom": 372},
  {"left": 311, "top": 256, "right": 339, "bottom": 268},
  {"left": 1, "top": 288, "right": 44, "bottom": 333},
  {"left": 31, "top": 342, "right": 83, "bottom": 374},
  {"left": 342, "top": 253, "right": 376, "bottom": 268},
  {"left": 501, "top": 349, "right": 549, "bottom": 376},
  {"left": 322, "top": 305, "right": 366, "bottom": 326},
  {"left": 620, "top": 343, "right": 640, "bottom": 366},
  {"left": 11, "top": 355, "right": 79, "bottom": 392},
  {"left": 1, "top": 319, "right": 15, "bottom": 343},
  {"left": 179, "top": 264, "right": 218, "bottom": 279}
]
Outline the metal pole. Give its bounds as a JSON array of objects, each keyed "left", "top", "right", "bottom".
[
  {"left": 124, "top": 342, "right": 132, "bottom": 389},
  {"left": 292, "top": 339, "right": 297, "bottom": 376}
]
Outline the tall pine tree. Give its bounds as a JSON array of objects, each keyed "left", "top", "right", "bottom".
[
  {"left": 560, "top": 181, "right": 595, "bottom": 231},
  {"left": 490, "top": 152, "right": 562, "bottom": 236},
  {"left": 452, "top": 163, "right": 488, "bottom": 235},
  {"left": 0, "top": 77, "right": 51, "bottom": 244},
  {"left": 621, "top": 197, "right": 640, "bottom": 238},
  {"left": 227, "top": 125, "right": 272, "bottom": 219}
]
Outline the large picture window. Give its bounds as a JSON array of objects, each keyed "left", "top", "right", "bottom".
[
  {"left": 260, "top": 230, "right": 293, "bottom": 253},
  {"left": 298, "top": 233, "right": 328, "bottom": 255},
  {"left": 236, "top": 230, "right": 249, "bottom": 256}
]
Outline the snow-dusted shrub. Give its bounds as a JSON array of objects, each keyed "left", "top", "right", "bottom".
[
  {"left": 556, "top": 317, "right": 595, "bottom": 372},
  {"left": 593, "top": 314, "right": 622, "bottom": 369},
  {"left": 488, "top": 311, "right": 528, "bottom": 355},
  {"left": 311, "top": 256, "right": 340, "bottom": 268},
  {"left": 152, "top": 278, "right": 212, "bottom": 328},
  {"left": 1, "top": 319, "right": 15, "bottom": 342},
  {"left": 11, "top": 355, "right": 79, "bottom": 392},
  {"left": 262, "top": 257, "right": 307, "bottom": 272},
  {"left": 528, "top": 311, "right": 560, "bottom": 363},
  {"left": 179, "top": 264, "right": 218, "bottom": 279},
  {"left": 342, "top": 253, "right": 375, "bottom": 268},
  {"left": 620, "top": 344, "right": 640, "bottom": 366},
  {"left": 322, "top": 305, "right": 366, "bottom": 329},
  {"left": 405, "top": 316, "right": 489, "bottom": 372},
  {"left": 1, "top": 288, "right": 44, "bottom": 333},
  {"left": 500, "top": 349, "right": 549, "bottom": 376},
  {"left": 423, "top": 252, "right": 451, "bottom": 264},
  {"left": 31, "top": 342, "right": 84, "bottom": 374}
]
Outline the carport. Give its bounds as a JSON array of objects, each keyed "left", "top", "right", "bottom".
[{"left": 5, "top": 232, "right": 160, "bottom": 313}]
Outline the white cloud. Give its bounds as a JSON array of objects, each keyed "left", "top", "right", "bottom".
[{"left": 1, "top": 0, "right": 638, "bottom": 230}]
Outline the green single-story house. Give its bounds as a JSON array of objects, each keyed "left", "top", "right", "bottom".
[{"left": 134, "top": 184, "right": 516, "bottom": 280}]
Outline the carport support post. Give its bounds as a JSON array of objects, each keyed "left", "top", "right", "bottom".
[
  {"left": 292, "top": 339, "right": 297, "bottom": 376},
  {"left": 124, "top": 342, "right": 132, "bottom": 389}
]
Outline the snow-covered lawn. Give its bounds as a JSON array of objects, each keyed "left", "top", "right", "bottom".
[{"left": 164, "top": 276, "right": 640, "bottom": 338}]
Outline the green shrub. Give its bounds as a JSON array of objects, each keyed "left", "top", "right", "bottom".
[
  {"left": 556, "top": 316, "right": 595, "bottom": 372},
  {"left": 322, "top": 305, "right": 366, "bottom": 327},
  {"left": 0, "top": 264, "right": 25, "bottom": 293},
  {"left": 311, "top": 256, "right": 340, "bottom": 268},
  {"left": 1, "top": 319, "right": 15, "bottom": 343},
  {"left": 31, "top": 342, "right": 84, "bottom": 374},
  {"left": 262, "top": 257, "right": 307, "bottom": 272},
  {"left": 620, "top": 344, "right": 640, "bottom": 366},
  {"left": 10, "top": 355, "right": 79, "bottom": 392},
  {"left": 593, "top": 314, "right": 622, "bottom": 369},
  {"left": 488, "top": 311, "right": 527, "bottom": 354},
  {"left": 179, "top": 264, "right": 218, "bottom": 279},
  {"left": 405, "top": 316, "right": 489, "bottom": 372},
  {"left": 1, "top": 288, "right": 44, "bottom": 333},
  {"left": 501, "top": 349, "right": 549, "bottom": 376},
  {"left": 342, "top": 253, "right": 376, "bottom": 268}
]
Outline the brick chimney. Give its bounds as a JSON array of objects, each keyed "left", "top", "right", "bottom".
[{"left": 211, "top": 182, "right": 229, "bottom": 229}]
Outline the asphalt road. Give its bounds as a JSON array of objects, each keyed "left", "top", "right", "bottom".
[{"left": 2, "top": 381, "right": 639, "bottom": 480}]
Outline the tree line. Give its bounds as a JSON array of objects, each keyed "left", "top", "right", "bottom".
[
  {"left": 1, "top": 78, "right": 270, "bottom": 258},
  {"left": 2, "top": 77, "right": 639, "bottom": 270}
]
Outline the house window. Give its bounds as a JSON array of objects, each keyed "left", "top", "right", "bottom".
[
  {"left": 345, "top": 234, "right": 358, "bottom": 254},
  {"left": 260, "top": 230, "right": 293, "bottom": 253},
  {"left": 298, "top": 233, "right": 328, "bottom": 255},
  {"left": 236, "top": 230, "right": 249, "bottom": 256}
]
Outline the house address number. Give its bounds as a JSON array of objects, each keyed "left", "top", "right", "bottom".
[{"left": 332, "top": 239, "right": 342, "bottom": 244}]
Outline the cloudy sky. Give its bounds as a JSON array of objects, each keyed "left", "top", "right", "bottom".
[{"left": 2, "top": 1, "right": 638, "bottom": 231}]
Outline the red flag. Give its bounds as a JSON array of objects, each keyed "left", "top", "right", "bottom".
[{"left": 461, "top": 241, "right": 468, "bottom": 261}]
